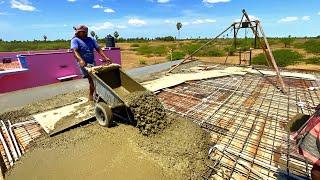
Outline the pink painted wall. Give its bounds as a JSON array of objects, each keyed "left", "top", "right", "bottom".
[{"left": 0, "top": 48, "right": 121, "bottom": 93}]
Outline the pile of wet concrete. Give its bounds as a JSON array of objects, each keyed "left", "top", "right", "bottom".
[
  {"left": 125, "top": 90, "right": 170, "bottom": 136},
  {"left": 2, "top": 88, "right": 210, "bottom": 179}
]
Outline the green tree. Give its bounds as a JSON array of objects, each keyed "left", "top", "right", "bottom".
[
  {"left": 0, "top": 38, "right": 2, "bottom": 42},
  {"left": 279, "top": 36, "right": 294, "bottom": 48},
  {"left": 95, "top": 35, "right": 99, "bottom": 40},
  {"left": 43, "top": 35, "right": 47, "bottom": 41},
  {"left": 114, "top": 31, "right": 119, "bottom": 39},
  {"left": 90, "top": 31, "right": 95, "bottom": 38},
  {"left": 176, "top": 22, "right": 182, "bottom": 40}
]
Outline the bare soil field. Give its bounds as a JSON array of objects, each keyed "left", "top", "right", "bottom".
[{"left": 116, "top": 41, "right": 320, "bottom": 72}]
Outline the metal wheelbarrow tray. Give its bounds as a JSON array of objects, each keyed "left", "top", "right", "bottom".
[{"left": 90, "top": 64, "right": 146, "bottom": 127}]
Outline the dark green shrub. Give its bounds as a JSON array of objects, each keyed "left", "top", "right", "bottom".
[
  {"left": 136, "top": 44, "right": 167, "bottom": 56},
  {"left": 305, "top": 57, "right": 320, "bottom": 64},
  {"left": 167, "top": 51, "right": 185, "bottom": 60},
  {"left": 136, "top": 45, "right": 153, "bottom": 55},
  {"left": 279, "top": 38, "right": 294, "bottom": 47},
  {"left": 267, "top": 38, "right": 278, "bottom": 46},
  {"left": 252, "top": 49, "right": 303, "bottom": 67},
  {"left": 302, "top": 40, "right": 320, "bottom": 54},
  {"left": 153, "top": 45, "right": 167, "bottom": 56},
  {"left": 182, "top": 44, "right": 202, "bottom": 55},
  {"left": 224, "top": 46, "right": 236, "bottom": 56},
  {"left": 236, "top": 38, "right": 255, "bottom": 49},
  {"left": 163, "top": 36, "right": 175, "bottom": 41}
]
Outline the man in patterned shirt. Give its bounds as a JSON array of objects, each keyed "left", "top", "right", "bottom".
[{"left": 71, "top": 25, "right": 111, "bottom": 101}]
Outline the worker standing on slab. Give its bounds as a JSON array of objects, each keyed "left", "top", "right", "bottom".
[
  {"left": 291, "top": 104, "right": 320, "bottom": 179},
  {"left": 71, "top": 25, "right": 111, "bottom": 101}
]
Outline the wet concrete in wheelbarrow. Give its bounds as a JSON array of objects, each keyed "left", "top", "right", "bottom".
[{"left": 4, "top": 89, "right": 211, "bottom": 180}]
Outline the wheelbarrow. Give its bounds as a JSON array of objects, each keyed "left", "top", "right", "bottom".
[{"left": 87, "top": 64, "right": 147, "bottom": 127}]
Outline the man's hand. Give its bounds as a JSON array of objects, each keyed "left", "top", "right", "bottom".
[
  {"left": 99, "top": 58, "right": 112, "bottom": 65},
  {"left": 79, "top": 60, "right": 86, "bottom": 67}
]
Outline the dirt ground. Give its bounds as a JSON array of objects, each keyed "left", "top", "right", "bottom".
[
  {"left": 3, "top": 88, "right": 210, "bottom": 180},
  {"left": 2, "top": 40, "right": 319, "bottom": 179}
]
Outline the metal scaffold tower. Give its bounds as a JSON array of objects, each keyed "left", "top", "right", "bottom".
[{"left": 168, "top": 9, "right": 286, "bottom": 93}]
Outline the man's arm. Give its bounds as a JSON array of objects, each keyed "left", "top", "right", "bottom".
[
  {"left": 96, "top": 47, "right": 111, "bottom": 63},
  {"left": 72, "top": 48, "right": 86, "bottom": 67}
]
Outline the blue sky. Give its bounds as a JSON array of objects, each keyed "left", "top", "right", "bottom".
[{"left": 0, "top": 0, "right": 319, "bottom": 41}]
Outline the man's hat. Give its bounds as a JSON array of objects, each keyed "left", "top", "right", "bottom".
[{"left": 74, "top": 25, "right": 88, "bottom": 33}]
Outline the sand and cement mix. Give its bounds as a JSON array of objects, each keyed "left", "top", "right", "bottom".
[
  {"left": 2, "top": 89, "right": 210, "bottom": 179},
  {"left": 125, "top": 90, "right": 169, "bottom": 136}
]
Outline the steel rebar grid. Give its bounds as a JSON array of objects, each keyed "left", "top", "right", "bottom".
[{"left": 157, "top": 73, "right": 320, "bottom": 179}]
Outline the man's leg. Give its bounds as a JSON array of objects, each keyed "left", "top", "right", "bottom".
[
  {"left": 87, "top": 75, "right": 94, "bottom": 101},
  {"left": 311, "top": 163, "right": 320, "bottom": 179}
]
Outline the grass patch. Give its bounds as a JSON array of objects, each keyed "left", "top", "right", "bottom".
[
  {"left": 0, "top": 41, "right": 70, "bottom": 52},
  {"left": 182, "top": 44, "right": 202, "bottom": 55},
  {"left": 167, "top": 51, "right": 185, "bottom": 61},
  {"left": 181, "top": 43, "right": 225, "bottom": 57},
  {"left": 138, "top": 58, "right": 147, "bottom": 65},
  {"left": 252, "top": 49, "right": 303, "bottom": 67},
  {"left": 136, "top": 44, "right": 168, "bottom": 56},
  {"left": 224, "top": 46, "right": 236, "bottom": 56},
  {"left": 301, "top": 40, "right": 320, "bottom": 54},
  {"left": 304, "top": 57, "right": 320, "bottom": 64}
]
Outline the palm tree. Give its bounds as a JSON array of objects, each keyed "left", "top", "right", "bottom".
[
  {"left": 90, "top": 31, "right": 96, "bottom": 38},
  {"left": 176, "top": 22, "right": 182, "bottom": 40},
  {"left": 43, "top": 35, "right": 47, "bottom": 41},
  {"left": 114, "top": 31, "right": 119, "bottom": 39}
]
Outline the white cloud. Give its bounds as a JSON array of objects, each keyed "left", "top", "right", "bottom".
[
  {"left": 203, "top": 0, "right": 230, "bottom": 3},
  {"left": 128, "top": 19, "right": 146, "bottom": 26},
  {"left": 92, "top": 5, "right": 103, "bottom": 8},
  {"left": 302, "top": 16, "right": 310, "bottom": 21},
  {"left": 182, "top": 22, "right": 190, "bottom": 26},
  {"left": 63, "top": 24, "right": 67, "bottom": 27},
  {"left": 67, "top": 0, "right": 76, "bottom": 2},
  {"left": 116, "top": 25, "right": 127, "bottom": 29},
  {"left": 205, "top": 19, "right": 216, "bottom": 23},
  {"left": 0, "top": 12, "right": 9, "bottom": 15},
  {"left": 104, "top": 8, "right": 115, "bottom": 13},
  {"left": 318, "top": 12, "right": 320, "bottom": 15},
  {"left": 278, "top": 16, "right": 298, "bottom": 22},
  {"left": 90, "top": 22, "right": 114, "bottom": 31},
  {"left": 192, "top": 19, "right": 205, "bottom": 24},
  {"left": 10, "top": 0, "right": 36, "bottom": 11},
  {"left": 164, "top": 19, "right": 175, "bottom": 24},
  {"left": 158, "top": 0, "right": 170, "bottom": 3},
  {"left": 191, "top": 19, "right": 216, "bottom": 24}
]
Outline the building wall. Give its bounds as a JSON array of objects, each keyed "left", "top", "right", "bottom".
[{"left": 0, "top": 48, "right": 121, "bottom": 93}]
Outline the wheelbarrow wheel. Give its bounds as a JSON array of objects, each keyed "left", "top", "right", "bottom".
[{"left": 95, "top": 102, "right": 113, "bottom": 127}]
